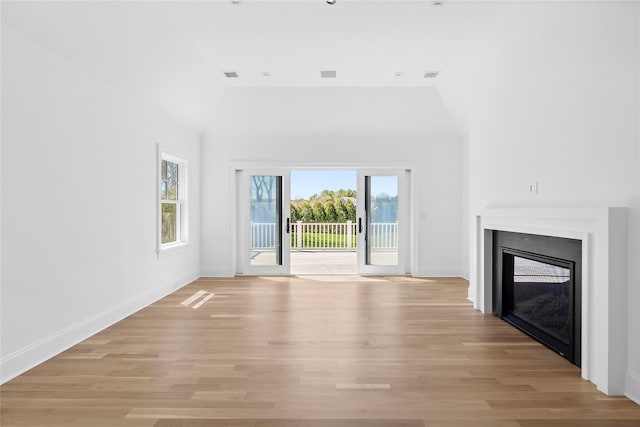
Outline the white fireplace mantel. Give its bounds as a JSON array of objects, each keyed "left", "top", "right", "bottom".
[{"left": 470, "top": 207, "right": 628, "bottom": 395}]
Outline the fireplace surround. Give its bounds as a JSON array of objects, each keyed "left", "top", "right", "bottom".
[
  {"left": 471, "top": 207, "right": 627, "bottom": 395},
  {"left": 492, "top": 231, "right": 582, "bottom": 366}
]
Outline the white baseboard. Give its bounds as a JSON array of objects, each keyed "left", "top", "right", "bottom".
[
  {"left": 200, "top": 267, "right": 235, "bottom": 277},
  {"left": 0, "top": 271, "right": 199, "bottom": 385},
  {"left": 626, "top": 369, "right": 640, "bottom": 405},
  {"left": 413, "top": 268, "right": 465, "bottom": 278},
  {"left": 467, "top": 285, "right": 477, "bottom": 304}
]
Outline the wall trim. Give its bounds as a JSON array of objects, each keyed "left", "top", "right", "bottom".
[
  {"left": 200, "top": 268, "right": 235, "bottom": 278},
  {"left": 0, "top": 271, "right": 199, "bottom": 385},
  {"left": 467, "top": 287, "right": 477, "bottom": 304},
  {"left": 413, "top": 268, "right": 465, "bottom": 278},
  {"left": 626, "top": 370, "right": 640, "bottom": 405}
]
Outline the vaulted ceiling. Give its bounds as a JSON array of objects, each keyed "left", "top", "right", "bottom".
[{"left": 2, "top": 1, "right": 513, "bottom": 132}]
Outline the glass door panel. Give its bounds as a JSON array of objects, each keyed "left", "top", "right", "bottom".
[
  {"left": 250, "top": 175, "right": 282, "bottom": 266},
  {"left": 357, "top": 170, "right": 408, "bottom": 275},
  {"left": 366, "top": 175, "right": 399, "bottom": 266},
  {"left": 238, "top": 170, "right": 290, "bottom": 275}
]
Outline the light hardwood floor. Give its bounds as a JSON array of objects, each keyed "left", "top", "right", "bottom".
[{"left": 2, "top": 276, "right": 639, "bottom": 427}]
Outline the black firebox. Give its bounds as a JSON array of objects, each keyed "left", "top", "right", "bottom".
[{"left": 493, "top": 231, "right": 582, "bottom": 366}]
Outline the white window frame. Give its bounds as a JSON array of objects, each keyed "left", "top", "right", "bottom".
[{"left": 157, "top": 145, "right": 189, "bottom": 258}]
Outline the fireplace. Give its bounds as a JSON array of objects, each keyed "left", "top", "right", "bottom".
[
  {"left": 493, "top": 231, "right": 582, "bottom": 366},
  {"left": 472, "top": 207, "right": 628, "bottom": 395}
]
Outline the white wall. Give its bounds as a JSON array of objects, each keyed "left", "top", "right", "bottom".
[
  {"left": 200, "top": 87, "right": 463, "bottom": 278},
  {"left": 465, "top": 2, "right": 639, "bottom": 399},
  {"left": 0, "top": 27, "right": 200, "bottom": 382}
]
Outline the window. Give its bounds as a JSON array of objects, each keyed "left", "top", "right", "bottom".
[{"left": 158, "top": 148, "right": 188, "bottom": 257}]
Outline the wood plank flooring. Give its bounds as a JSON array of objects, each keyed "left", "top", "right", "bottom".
[{"left": 2, "top": 276, "right": 639, "bottom": 426}]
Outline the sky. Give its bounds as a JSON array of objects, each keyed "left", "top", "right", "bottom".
[
  {"left": 291, "top": 170, "right": 356, "bottom": 199},
  {"left": 290, "top": 170, "right": 398, "bottom": 200}
]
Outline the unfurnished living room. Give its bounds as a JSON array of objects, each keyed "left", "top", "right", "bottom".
[{"left": 2, "top": 1, "right": 640, "bottom": 426}]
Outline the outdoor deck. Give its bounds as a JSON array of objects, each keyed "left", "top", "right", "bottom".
[
  {"left": 291, "top": 250, "right": 357, "bottom": 275},
  {"left": 251, "top": 250, "right": 398, "bottom": 275}
]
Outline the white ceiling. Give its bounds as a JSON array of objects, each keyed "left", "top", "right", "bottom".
[
  {"left": 2, "top": 1, "right": 512, "bottom": 131},
  {"left": 178, "top": 0, "right": 510, "bottom": 87}
]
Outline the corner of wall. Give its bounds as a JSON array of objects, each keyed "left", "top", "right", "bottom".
[
  {"left": 626, "top": 370, "right": 640, "bottom": 405},
  {"left": 0, "top": 271, "right": 199, "bottom": 385}
]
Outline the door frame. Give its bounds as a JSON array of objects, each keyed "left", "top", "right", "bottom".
[
  {"left": 236, "top": 168, "right": 291, "bottom": 276},
  {"left": 230, "top": 162, "right": 414, "bottom": 277}
]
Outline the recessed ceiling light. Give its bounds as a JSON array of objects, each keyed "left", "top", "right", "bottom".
[
  {"left": 424, "top": 71, "right": 439, "bottom": 78},
  {"left": 261, "top": 72, "right": 271, "bottom": 77},
  {"left": 432, "top": 0, "right": 445, "bottom": 6},
  {"left": 320, "top": 70, "right": 337, "bottom": 79},
  {"left": 231, "top": 0, "right": 240, "bottom": 4},
  {"left": 224, "top": 71, "right": 239, "bottom": 78},
  {"left": 395, "top": 72, "right": 404, "bottom": 77}
]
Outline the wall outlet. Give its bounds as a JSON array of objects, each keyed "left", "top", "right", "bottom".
[{"left": 529, "top": 182, "right": 538, "bottom": 194}]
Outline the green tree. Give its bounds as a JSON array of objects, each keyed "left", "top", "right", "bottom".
[
  {"left": 344, "top": 199, "right": 356, "bottom": 222},
  {"left": 312, "top": 201, "right": 326, "bottom": 223},
  {"left": 321, "top": 189, "right": 335, "bottom": 200},
  {"left": 334, "top": 198, "right": 346, "bottom": 222},
  {"left": 324, "top": 200, "right": 337, "bottom": 222},
  {"left": 290, "top": 204, "right": 300, "bottom": 222},
  {"left": 300, "top": 202, "right": 314, "bottom": 222},
  {"left": 292, "top": 189, "right": 357, "bottom": 223},
  {"left": 337, "top": 189, "right": 356, "bottom": 198}
]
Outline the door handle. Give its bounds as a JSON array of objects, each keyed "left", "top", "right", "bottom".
[
  {"left": 286, "top": 218, "right": 290, "bottom": 234},
  {"left": 358, "top": 217, "right": 363, "bottom": 233}
]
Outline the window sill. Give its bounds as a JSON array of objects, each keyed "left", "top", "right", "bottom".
[{"left": 157, "top": 242, "right": 191, "bottom": 259}]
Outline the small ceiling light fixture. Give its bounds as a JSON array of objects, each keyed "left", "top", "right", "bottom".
[
  {"left": 327, "top": 0, "right": 336, "bottom": 4},
  {"left": 432, "top": 0, "right": 445, "bottom": 6},
  {"left": 231, "top": 0, "right": 241, "bottom": 4},
  {"left": 320, "top": 70, "right": 337, "bottom": 78},
  {"left": 261, "top": 71, "right": 271, "bottom": 77},
  {"left": 423, "top": 71, "right": 439, "bottom": 79},
  {"left": 224, "top": 71, "right": 239, "bottom": 78},
  {"left": 395, "top": 72, "right": 404, "bottom": 77}
]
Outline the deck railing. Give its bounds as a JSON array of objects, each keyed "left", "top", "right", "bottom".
[
  {"left": 251, "top": 221, "right": 398, "bottom": 251},
  {"left": 251, "top": 222, "right": 278, "bottom": 249},
  {"left": 292, "top": 221, "right": 356, "bottom": 251}
]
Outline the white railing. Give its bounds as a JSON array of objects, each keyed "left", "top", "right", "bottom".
[
  {"left": 292, "top": 221, "right": 357, "bottom": 251},
  {"left": 251, "top": 221, "right": 398, "bottom": 251},
  {"left": 251, "top": 222, "right": 277, "bottom": 249},
  {"left": 370, "top": 222, "right": 398, "bottom": 249}
]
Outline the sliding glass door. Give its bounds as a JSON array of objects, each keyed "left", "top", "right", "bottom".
[
  {"left": 356, "top": 170, "right": 409, "bottom": 275},
  {"left": 238, "top": 170, "right": 290, "bottom": 275},
  {"left": 237, "top": 168, "right": 408, "bottom": 276}
]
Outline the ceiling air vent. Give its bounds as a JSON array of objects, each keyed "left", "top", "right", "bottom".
[
  {"left": 224, "top": 71, "right": 239, "bottom": 78},
  {"left": 320, "top": 70, "right": 337, "bottom": 79},
  {"left": 424, "top": 71, "right": 439, "bottom": 79}
]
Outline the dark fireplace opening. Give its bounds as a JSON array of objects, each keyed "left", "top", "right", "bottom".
[{"left": 493, "top": 231, "right": 581, "bottom": 366}]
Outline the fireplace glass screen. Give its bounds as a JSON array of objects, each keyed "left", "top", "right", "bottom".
[{"left": 511, "top": 256, "right": 571, "bottom": 345}]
